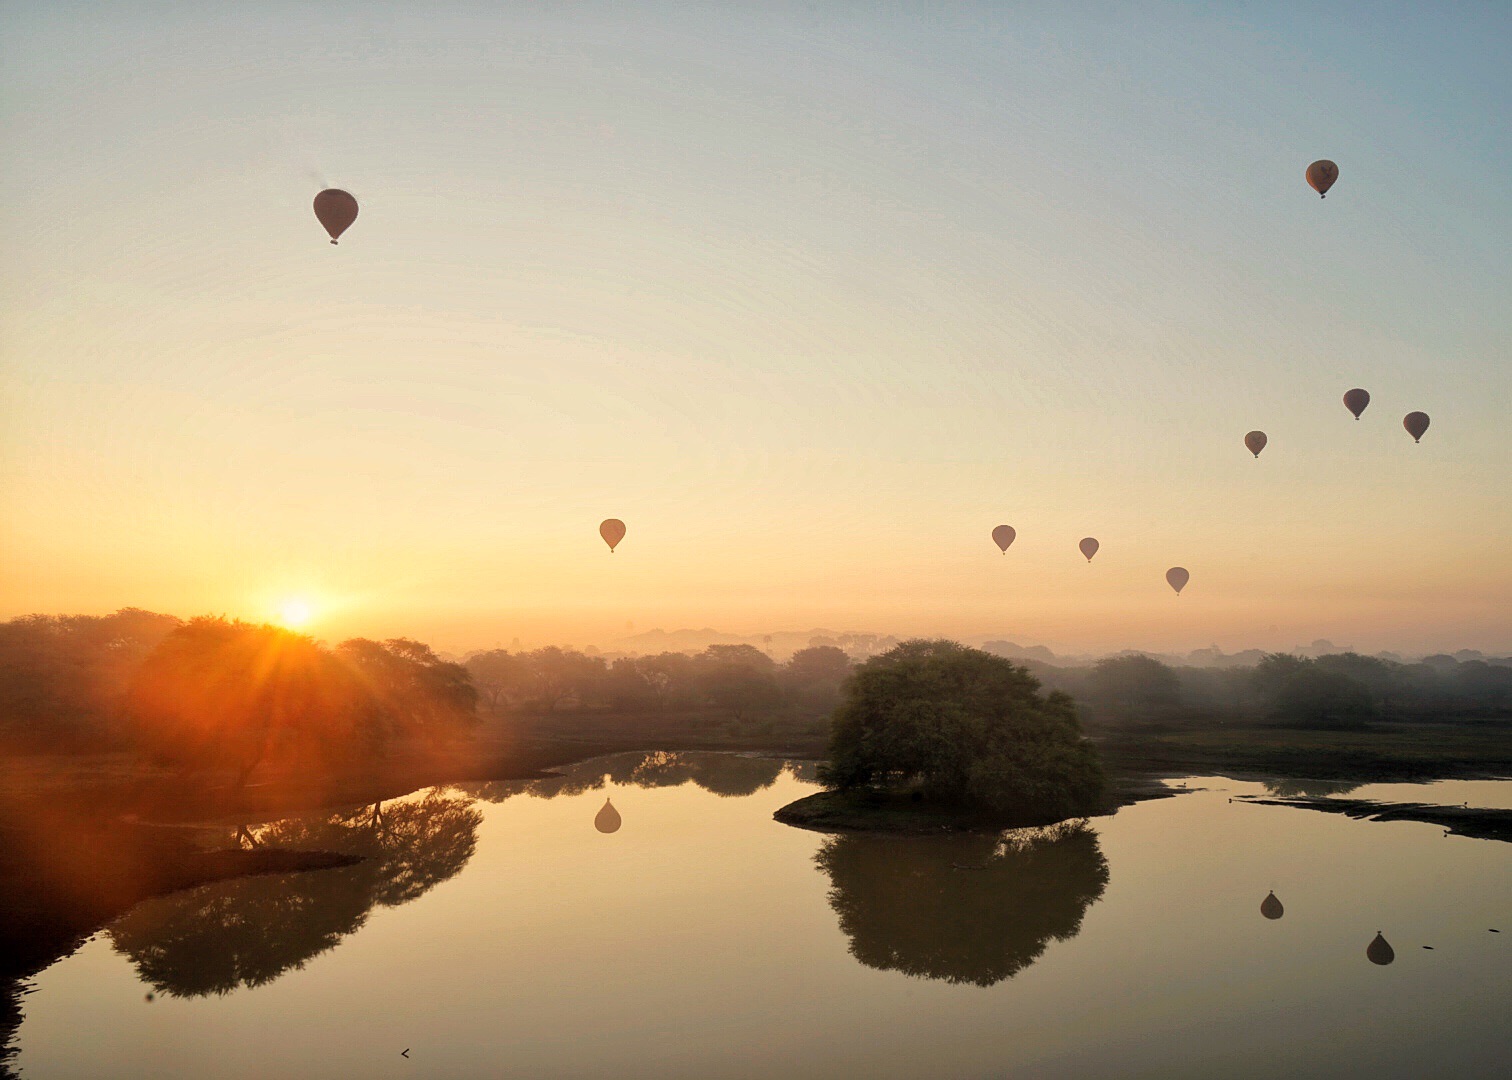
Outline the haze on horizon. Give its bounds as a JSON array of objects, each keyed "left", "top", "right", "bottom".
[{"left": 2, "top": 3, "right": 1509, "bottom": 658}]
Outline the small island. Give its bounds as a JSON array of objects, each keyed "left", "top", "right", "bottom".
[{"left": 776, "top": 640, "right": 1107, "bottom": 833}]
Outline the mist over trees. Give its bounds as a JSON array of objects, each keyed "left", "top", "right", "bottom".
[
  {"left": 463, "top": 641, "right": 855, "bottom": 727},
  {"left": 1007, "top": 647, "right": 1512, "bottom": 729},
  {"left": 0, "top": 612, "right": 476, "bottom": 783},
  {"left": 2, "top": 610, "right": 1508, "bottom": 769}
]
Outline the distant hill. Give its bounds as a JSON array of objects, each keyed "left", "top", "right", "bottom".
[{"left": 612, "top": 628, "right": 899, "bottom": 661}]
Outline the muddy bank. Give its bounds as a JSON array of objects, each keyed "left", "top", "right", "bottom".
[
  {"left": 1236, "top": 796, "right": 1512, "bottom": 843},
  {"left": 775, "top": 775, "right": 1187, "bottom": 835}
]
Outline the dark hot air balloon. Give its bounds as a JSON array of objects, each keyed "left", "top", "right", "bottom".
[
  {"left": 1166, "top": 567, "right": 1189, "bottom": 595},
  {"left": 1079, "top": 537, "right": 1099, "bottom": 562},
  {"left": 312, "top": 189, "right": 359, "bottom": 245},
  {"left": 1367, "top": 931, "right": 1395, "bottom": 966},
  {"left": 1260, "top": 891, "right": 1284, "bottom": 920},
  {"left": 1343, "top": 388, "right": 1370, "bottom": 419},
  {"left": 1244, "top": 431, "right": 1268, "bottom": 458},
  {"left": 991, "top": 525, "right": 1016, "bottom": 554},
  {"left": 600, "top": 518, "right": 626, "bottom": 552},
  {"left": 1306, "top": 160, "right": 1338, "bottom": 198},
  {"left": 594, "top": 798, "right": 621, "bottom": 834},
  {"left": 1403, "top": 412, "right": 1430, "bottom": 443}
]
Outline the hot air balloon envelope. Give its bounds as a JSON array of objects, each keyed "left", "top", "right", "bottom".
[
  {"left": 1403, "top": 411, "right": 1430, "bottom": 443},
  {"left": 1367, "top": 932, "right": 1395, "bottom": 966},
  {"left": 313, "top": 189, "right": 359, "bottom": 244},
  {"left": 1260, "top": 891, "right": 1284, "bottom": 920},
  {"left": 991, "top": 525, "right": 1016, "bottom": 553},
  {"left": 600, "top": 518, "right": 627, "bottom": 552},
  {"left": 595, "top": 798, "right": 621, "bottom": 834},
  {"left": 1166, "top": 567, "right": 1190, "bottom": 595},
  {"left": 1244, "top": 431, "right": 1267, "bottom": 458},
  {"left": 1343, "top": 388, "right": 1370, "bottom": 419},
  {"left": 1306, "top": 159, "right": 1338, "bottom": 197},
  {"left": 1079, "top": 537, "right": 1099, "bottom": 562}
]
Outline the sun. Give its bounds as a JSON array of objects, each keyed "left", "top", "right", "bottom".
[{"left": 275, "top": 598, "right": 314, "bottom": 629}]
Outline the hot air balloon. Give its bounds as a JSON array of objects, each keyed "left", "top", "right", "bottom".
[
  {"left": 600, "top": 518, "right": 626, "bottom": 552},
  {"left": 1079, "top": 537, "right": 1099, "bottom": 562},
  {"left": 594, "top": 797, "right": 621, "bottom": 834},
  {"left": 1244, "top": 431, "right": 1268, "bottom": 458},
  {"left": 1343, "top": 388, "right": 1370, "bottom": 419},
  {"left": 1306, "top": 160, "right": 1338, "bottom": 198},
  {"left": 1367, "top": 931, "right": 1395, "bottom": 966},
  {"left": 313, "top": 189, "right": 359, "bottom": 245},
  {"left": 1403, "top": 411, "right": 1430, "bottom": 443},
  {"left": 1260, "top": 891, "right": 1284, "bottom": 920},
  {"left": 1166, "top": 567, "right": 1189, "bottom": 595},
  {"left": 991, "top": 525, "right": 1016, "bottom": 554}
]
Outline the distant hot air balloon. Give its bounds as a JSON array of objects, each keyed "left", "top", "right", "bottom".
[
  {"left": 1306, "top": 160, "right": 1339, "bottom": 198},
  {"left": 1079, "top": 537, "right": 1099, "bottom": 562},
  {"left": 600, "top": 518, "right": 627, "bottom": 552},
  {"left": 1343, "top": 388, "right": 1370, "bottom": 419},
  {"left": 594, "top": 797, "right": 621, "bottom": 834},
  {"left": 313, "top": 189, "right": 359, "bottom": 245},
  {"left": 1367, "top": 931, "right": 1395, "bottom": 966},
  {"left": 1403, "top": 411, "right": 1430, "bottom": 443},
  {"left": 991, "top": 525, "right": 1016, "bottom": 554},
  {"left": 1166, "top": 567, "right": 1190, "bottom": 595},
  {"left": 1260, "top": 891, "right": 1284, "bottom": 920},
  {"left": 1244, "top": 431, "right": 1268, "bottom": 458}
]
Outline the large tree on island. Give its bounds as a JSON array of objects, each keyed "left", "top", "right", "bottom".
[{"left": 822, "top": 640, "right": 1105, "bottom": 823}]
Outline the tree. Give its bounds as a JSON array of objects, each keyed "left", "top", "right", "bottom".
[
  {"left": 522, "top": 647, "right": 606, "bottom": 713},
  {"left": 127, "top": 618, "right": 369, "bottom": 787},
  {"left": 1087, "top": 654, "right": 1182, "bottom": 722},
  {"left": 0, "top": 609, "right": 181, "bottom": 750},
  {"left": 823, "top": 640, "right": 1105, "bottom": 822},
  {"left": 696, "top": 645, "right": 779, "bottom": 722},
  {"left": 464, "top": 649, "right": 531, "bottom": 713},
  {"left": 336, "top": 637, "right": 477, "bottom": 745},
  {"left": 1252, "top": 653, "right": 1375, "bottom": 726},
  {"left": 781, "top": 645, "right": 853, "bottom": 712}
]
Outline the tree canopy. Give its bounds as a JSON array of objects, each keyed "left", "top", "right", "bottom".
[{"left": 823, "top": 640, "right": 1105, "bottom": 822}]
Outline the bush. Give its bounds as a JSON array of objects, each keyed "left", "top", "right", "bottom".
[{"left": 822, "top": 640, "right": 1105, "bottom": 822}]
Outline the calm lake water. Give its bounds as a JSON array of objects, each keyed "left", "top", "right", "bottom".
[{"left": 15, "top": 754, "right": 1512, "bottom": 1079}]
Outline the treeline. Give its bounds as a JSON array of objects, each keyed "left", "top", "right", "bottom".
[
  {"left": 1024, "top": 651, "right": 1512, "bottom": 728},
  {"left": 464, "top": 643, "right": 854, "bottom": 724},
  {"left": 0, "top": 611, "right": 475, "bottom": 778}
]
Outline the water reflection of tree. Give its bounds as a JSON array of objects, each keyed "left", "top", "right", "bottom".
[
  {"left": 1262, "top": 778, "right": 1364, "bottom": 798},
  {"left": 457, "top": 751, "right": 789, "bottom": 803},
  {"left": 815, "top": 821, "right": 1108, "bottom": 986},
  {"left": 108, "top": 791, "right": 480, "bottom": 997}
]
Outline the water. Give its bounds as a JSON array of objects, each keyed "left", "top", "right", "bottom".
[{"left": 14, "top": 754, "right": 1512, "bottom": 1079}]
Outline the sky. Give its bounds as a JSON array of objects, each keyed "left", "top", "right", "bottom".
[{"left": 1, "top": 2, "right": 1508, "bottom": 656}]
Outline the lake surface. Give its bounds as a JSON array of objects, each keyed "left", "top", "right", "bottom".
[{"left": 14, "top": 753, "right": 1512, "bottom": 1079}]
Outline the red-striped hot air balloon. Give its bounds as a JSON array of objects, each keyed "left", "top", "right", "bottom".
[
  {"left": 1343, "top": 388, "right": 1370, "bottom": 419},
  {"left": 1244, "top": 431, "right": 1268, "bottom": 458},
  {"left": 1306, "top": 160, "right": 1338, "bottom": 198},
  {"left": 1166, "top": 567, "right": 1190, "bottom": 595},
  {"left": 1403, "top": 412, "right": 1430, "bottom": 443},
  {"left": 313, "top": 189, "right": 359, "bottom": 245},
  {"left": 1079, "top": 537, "right": 1099, "bottom": 562},
  {"left": 600, "top": 519, "right": 626, "bottom": 552},
  {"left": 991, "top": 525, "right": 1016, "bottom": 554}
]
